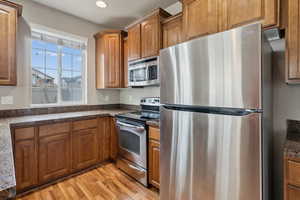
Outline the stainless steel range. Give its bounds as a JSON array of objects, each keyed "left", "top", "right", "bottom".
[{"left": 115, "top": 97, "right": 160, "bottom": 186}]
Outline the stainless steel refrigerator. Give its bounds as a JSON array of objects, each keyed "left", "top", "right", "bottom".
[{"left": 159, "top": 23, "right": 272, "bottom": 200}]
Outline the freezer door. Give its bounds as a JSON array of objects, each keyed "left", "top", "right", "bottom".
[
  {"left": 160, "top": 107, "right": 262, "bottom": 200},
  {"left": 160, "top": 23, "right": 262, "bottom": 110}
]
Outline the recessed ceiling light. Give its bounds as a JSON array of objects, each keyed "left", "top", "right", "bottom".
[{"left": 96, "top": 0, "right": 108, "bottom": 8}]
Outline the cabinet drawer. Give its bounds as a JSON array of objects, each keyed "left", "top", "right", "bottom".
[
  {"left": 287, "top": 185, "right": 300, "bottom": 200},
  {"left": 72, "top": 118, "right": 97, "bottom": 131},
  {"left": 149, "top": 126, "right": 160, "bottom": 141},
  {"left": 287, "top": 160, "right": 300, "bottom": 187},
  {"left": 39, "top": 122, "right": 70, "bottom": 137},
  {"left": 15, "top": 127, "right": 35, "bottom": 141}
]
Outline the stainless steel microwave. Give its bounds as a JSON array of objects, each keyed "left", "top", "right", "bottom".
[{"left": 128, "top": 56, "right": 159, "bottom": 87}]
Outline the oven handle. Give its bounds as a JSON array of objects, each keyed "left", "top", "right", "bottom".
[{"left": 116, "top": 121, "right": 145, "bottom": 132}]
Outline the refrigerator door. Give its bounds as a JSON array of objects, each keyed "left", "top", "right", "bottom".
[
  {"left": 160, "top": 107, "right": 262, "bottom": 200},
  {"left": 160, "top": 23, "right": 262, "bottom": 110}
]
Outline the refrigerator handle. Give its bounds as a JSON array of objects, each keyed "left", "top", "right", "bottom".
[{"left": 162, "top": 104, "right": 262, "bottom": 116}]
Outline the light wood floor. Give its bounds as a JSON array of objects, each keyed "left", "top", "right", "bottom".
[{"left": 17, "top": 163, "right": 158, "bottom": 200}]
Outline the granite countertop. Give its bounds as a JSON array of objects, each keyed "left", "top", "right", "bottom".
[
  {"left": 0, "top": 109, "right": 132, "bottom": 192},
  {"left": 284, "top": 120, "right": 300, "bottom": 158}
]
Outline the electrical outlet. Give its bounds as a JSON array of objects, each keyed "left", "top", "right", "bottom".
[{"left": 1, "top": 96, "right": 13, "bottom": 105}]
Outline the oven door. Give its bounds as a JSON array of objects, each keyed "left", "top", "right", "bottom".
[{"left": 116, "top": 120, "right": 147, "bottom": 168}]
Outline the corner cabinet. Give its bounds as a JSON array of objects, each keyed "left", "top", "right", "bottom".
[
  {"left": 148, "top": 126, "right": 160, "bottom": 189},
  {"left": 0, "top": 0, "right": 22, "bottom": 85},
  {"left": 94, "top": 30, "right": 127, "bottom": 88},
  {"left": 127, "top": 8, "right": 171, "bottom": 61}
]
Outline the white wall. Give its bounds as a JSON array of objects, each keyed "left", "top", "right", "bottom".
[{"left": 0, "top": 0, "right": 120, "bottom": 110}]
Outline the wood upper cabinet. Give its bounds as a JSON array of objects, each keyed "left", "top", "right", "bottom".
[
  {"left": 0, "top": 1, "right": 21, "bottom": 85},
  {"left": 94, "top": 30, "right": 126, "bottom": 89},
  {"left": 123, "top": 38, "right": 128, "bottom": 87},
  {"left": 14, "top": 127, "right": 37, "bottom": 191},
  {"left": 128, "top": 24, "right": 141, "bottom": 61},
  {"left": 127, "top": 8, "right": 171, "bottom": 59},
  {"left": 39, "top": 132, "right": 71, "bottom": 183},
  {"left": 182, "top": 0, "right": 218, "bottom": 41},
  {"left": 286, "top": 0, "right": 300, "bottom": 83},
  {"left": 223, "top": 0, "right": 264, "bottom": 29},
  {"left": 263, "top": 0, "right": 280, "bottom": 28},
  {"left": 141, "top": 15, "right": 161, "bottom": 58},
  {"left": 149, "top": 126, "right": 160, "bottom": 189},
  {"left": 162, "top": 13, "right": 183, "bottom": 48},
  {"left": 72, "top": 128, "right": 99, "bottom": 170}
]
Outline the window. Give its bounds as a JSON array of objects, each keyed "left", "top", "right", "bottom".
[{"left": 31, "top": 31, "right": 87, "bottom": 105}]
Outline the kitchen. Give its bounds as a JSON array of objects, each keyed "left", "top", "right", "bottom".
[{"left": 0, "top": 0, "right": 298, "bottom": 200}]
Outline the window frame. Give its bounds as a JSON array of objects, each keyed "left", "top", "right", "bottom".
[{"left": 30, "top": 26, "right": 88, "bottom": 107}]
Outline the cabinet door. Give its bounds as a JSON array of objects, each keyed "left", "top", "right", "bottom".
[
  {"left": 141, "top": 15, "right": 160, "bottom": 58},
  {"left": 39, "top": 133, "right": 70, "bottom": 183},
  {"left": 15, "top": 140, "right": 37, "bottom": 191},
  {"left": 72, "top": 128, "right": 99, "bottom": 170},
  {"left": 110, "top": 118, "right": 118, "bottom": 161},
  {"left": 163, "top": 15, "right": 183, "bottom": 48},
  {"left": 128, "top": 24, "right": 141, "bottom": 61},
  {"left": 263, "top": 0, "right": 279, "bottom": 28},
  {"left": 98, "top": 117, "right": 111, "bottom": 162},
  {"left": 0, "top": 3, "right": 17, "bottom": 85},
  {"left": 182, "top": 0, "right": 218, "bottom": 41},
  {"left": 104, "top": 33, "right": 122, "bottom": 88},
  {"left": 149, "top": 140, "right": 160, "bottom": 189},
  {"left": 286, "top": 0, "right": 300, "bottom": 82},
  {"left": 225, "top": 0, "right": 263, "bottom": 29},
  {"left": 287, "top": 185, "right": 300, "bottom": 200},
  {"left": 123, "top": 38, "right": 128, "bottom": 87}
]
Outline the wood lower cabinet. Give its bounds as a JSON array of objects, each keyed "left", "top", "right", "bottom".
[
  {"left": 285, "top": 158, "right": 300, "bottom": 200},
  {"left": 13, "top": 116, "right": 117, "bottom": 193},
  {"left": 182, "top": 0, "right": 218, "bottom": 41},
  {"left": 72, "top": 128, "right": 99, "bottom": 170},
  {"left": 39, "top": 133, "right": 71, "bottom": 183},
  {"left": 110, "top": 118, "right": 118, "bottom": 161},
  {"left": 148, "top": 126, "right": 160, "bottom": 189},
  {"left": 128, "top": 24, "right": 141, "bottom": 61},
  {"left": 98, "top": 117, "right": 111, "bottom": 162},
  {"left": 162, "top": 13, "right": 183, "bottom": 48},
  {"left": 14, "top": 127, "right": 37, "bottom": 191},
  {"left": 123, "top": 38, "right": 128, "bottom": 87},
  {"left": 0, "top": 1, "right": 21, "bottom": 86},
  {"left": 94, "top": 30, "right": 127, "bottom": 88}
]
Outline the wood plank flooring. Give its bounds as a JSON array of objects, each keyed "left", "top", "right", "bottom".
[{"left": 17, "top": 163, "right": 158, "bottom": 200}]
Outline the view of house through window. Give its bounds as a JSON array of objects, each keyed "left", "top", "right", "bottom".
[{"left": 31, "top": 31, "right": 86, "bottom": 105}]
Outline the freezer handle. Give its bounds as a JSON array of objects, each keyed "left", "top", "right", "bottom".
[{"left": 162, "top": 104, "right": 262, "bottom": 116}]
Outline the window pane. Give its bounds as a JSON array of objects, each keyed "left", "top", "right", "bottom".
[
  {"left": 45, "top": 70, "right": 58, "bottom": 87},
  {"left": 32, "top": 49, "right": 44, "bottom": 69},
  {"left": 32, "top": 69, "right": 45, "bottom": 87},
  {"left": 46, "top": 43, "right": 58, "bottom": 52},
  {"left": 61, "top": 87, "right": 72, "bottom": 102},
  {"left": 61, "top": 70, "right": 72, "bottom": 88},
  {"left": 62, "top": 53, "right": 72, "bottom": 70},
  {"left": 71, "top": 72, "right": 82, "bottom": 88},
  {"left": 62, "top": 46, "right": 81, "bottom": 55},
  {"left": 46, "top": 51, "right": 57, "bottom": 70},
  {"left": 72, "top": 88, "right": 82, "bottom": 102},
  {"left": 73, "top": 55, "right": 82, "bottom": 72},
  {"left": 32, "top": 87, "right": 58, "bottom": 104},
  {"left": 32, "top": 40, "right": 46, "bottom": 49}
]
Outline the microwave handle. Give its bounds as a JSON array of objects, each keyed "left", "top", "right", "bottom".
[{"left": 116, "top": 121, "right": 145, "bottom": 132}]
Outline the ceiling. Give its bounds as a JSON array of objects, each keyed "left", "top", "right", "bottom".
[{"left": 29, "top": 0, "right": 178, "bottom": 28}]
